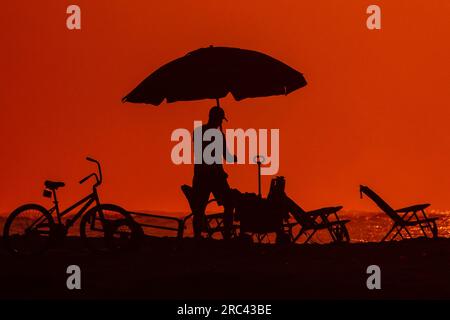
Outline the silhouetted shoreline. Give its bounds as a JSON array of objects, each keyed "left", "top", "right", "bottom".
[{"left": 0, "top": 236, "right": 449, "bottom": 299}]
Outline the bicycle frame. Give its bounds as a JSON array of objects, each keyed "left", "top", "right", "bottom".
[
  {"left": 27, "top": 189, "right": 100, "bottom": 232},
  {"left": 51, "top": 189, "right": 100, "bottom": 228},
  {"left": 29, "top": 157, "right": 104, "bottom": 231}
]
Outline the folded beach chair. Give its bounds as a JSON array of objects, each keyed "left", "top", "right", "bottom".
[
  {"left": 359, "top": 185, "right": 438, "bottom": 241},
  {"left": 283, "top": 195, "right": 350, "bottom": 243}
]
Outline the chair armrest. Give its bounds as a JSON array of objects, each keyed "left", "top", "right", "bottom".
[
  {"left": 396, "top": 203, "right": 430, "bottom": 213},
  {"left": 307, "top": 206, "right": 343, "bottom": 217}
]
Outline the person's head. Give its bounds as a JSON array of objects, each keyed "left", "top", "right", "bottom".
[{"left": 207, "top": 105, "right": 227, "bottom": 128}]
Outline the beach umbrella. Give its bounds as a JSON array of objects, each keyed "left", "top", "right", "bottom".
[{"left": 122, "top": 46, "right": 307, "bottom": 106}]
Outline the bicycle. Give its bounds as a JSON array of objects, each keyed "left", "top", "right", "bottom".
[{"left": 3, "top": 157, "right": 142, "bottom": 255}]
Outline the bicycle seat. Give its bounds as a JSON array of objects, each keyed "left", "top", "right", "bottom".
[{"left": 44, "top": 180, "right": 65, "bottom": 190}]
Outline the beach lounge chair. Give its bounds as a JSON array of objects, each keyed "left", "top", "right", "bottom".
[
  {"left": 359, "top": 185, "right": 438, "bottom": 241},
  {"left": 282, "top": 195, "right": 350, "bottom": 243}
]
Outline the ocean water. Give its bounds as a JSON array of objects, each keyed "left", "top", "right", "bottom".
[{"left": 0, "top": 210, "right": 449, "bottom": 243}]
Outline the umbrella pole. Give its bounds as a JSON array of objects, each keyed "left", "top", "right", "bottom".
[
  {"left": 216, "top": 98, "right": 220, "bottom": 107},
  {"left": 257, "top": 155, "right": 262, "bottom": 198}
]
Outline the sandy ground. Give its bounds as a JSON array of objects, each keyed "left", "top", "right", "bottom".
[{"left": 0, "top": 236, "right": 450, "bottom": 300}]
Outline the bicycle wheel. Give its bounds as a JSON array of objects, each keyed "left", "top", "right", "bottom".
[
  {"left": 80, "top": 204, "right": 143, "bottom": 253},
  {"left": 3, "top": 204, "right": 55, "bottom": 255}
]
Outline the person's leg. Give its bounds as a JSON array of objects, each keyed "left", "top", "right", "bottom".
[
  {"left": 192, "top": 191, "right": 210, "bottom": 239},
  {"left": 212, "top": 179, "right": 233, "bottom": 240},
  {"left": 191, "top": 175, "right": 211, "bottom": 239}
]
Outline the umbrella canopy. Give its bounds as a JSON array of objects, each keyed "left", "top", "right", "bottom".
[{"left": 122, "top": 46, "right": 307, "bottom": 105}]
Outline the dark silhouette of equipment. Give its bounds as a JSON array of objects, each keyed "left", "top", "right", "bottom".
[
  {"left": 3, "top": 157, "right": 142, "bottom": 255},
  {"left": 181, "top": 175, "right": 350, "bottom": 244},
  {"left": 360, "top": 185, "right": 438, "bottom": 241}
]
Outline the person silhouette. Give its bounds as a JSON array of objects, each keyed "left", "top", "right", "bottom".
[{"left": 192, "top": 106, "right": 237, "bottom": 240}]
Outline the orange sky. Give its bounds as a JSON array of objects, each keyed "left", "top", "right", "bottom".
[{"left": 1, "top": 1, "right": 450, "bottom": 215}]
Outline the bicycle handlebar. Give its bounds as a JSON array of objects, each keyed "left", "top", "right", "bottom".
[
  {"left": 79, "top": 157, "right": 103, "bottom": 186},
  {"left": 79, "top": 173, "right": 97, "bottom": 185}
]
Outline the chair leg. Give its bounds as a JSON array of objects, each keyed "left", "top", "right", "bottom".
[
  {"left": 431, "top": 221, "right": 438, "bottom": 238},
  {"left": 293, "top": 227, "right": 305, "bottom": 243},
  {"left": 304, "top": 230, "right": 317, "bottom": 244},
  {"left": 391, "top": 226, "right": 407, "bottom": 240},
  {"left": 403, "top": 226, "right": 412, "bottom": 239},
  {"left": 421, "top": 221, "right": 437, "bottom": 239},
  {"left": 332, "top": 224, "right": 350, "bottom": 243},
  {"left": 328, "top": 225, "right": 337, "bottom": 242},
  {"left": 428, "top": 216, "right": 438, "bottom": 239},
  {"left": 391, "top": 227, "right": 401, "bottom": 240},
  {"left": 415, "top": 212, "right": 429, "bottom": 238},
  {"left": 382, "top": 224, "right": 397, "bottom": 241},
  {"left": 418, "top": 222, "right": 429, "bottom": 238}
]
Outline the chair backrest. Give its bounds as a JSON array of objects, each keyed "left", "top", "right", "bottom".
[
  {"left": 359, "top": 185, "right": 402, "bottom": 223},
  {"left": 283, "top": 195, "right": 315, "bottom": 226}
]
